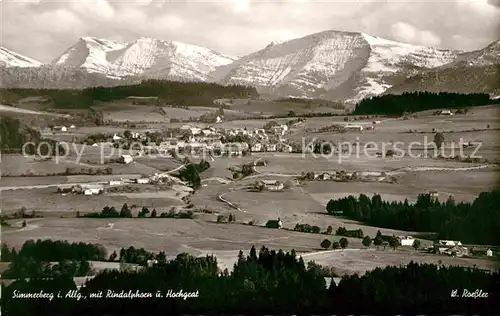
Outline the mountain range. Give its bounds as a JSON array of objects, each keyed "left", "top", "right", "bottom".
[{"left": 1, "top": 30, "right": 499, "bottom": 102}]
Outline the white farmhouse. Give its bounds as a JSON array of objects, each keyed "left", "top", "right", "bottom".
[
  {"left": 82, "top": 184, "right": 104, "bottom": 195},
  {"left": 266, "top": 144, "right": 277, "bottom": 152},
  {"left": 190, "top": 127, "right": 202, "bottom": 136},
  {"left": 398, "top": 236, "right": 415, "bottom": 246},
  {"left": 135, "top": 178, "right": 150, "bottom": 184},
  {"left": 344, "top": 124, "right": 364, "bottom": 132},
  {"left": 486, "top": 249, "right": 493, "bottom": 257},
  {"left": 53, "top": 125, "right": 68, "bottom": 132},
  {"left": 440, "top": 110, "right": 453, "bottom": 116},
  {"left": 120, "top": 155, "right": 133, "bottom": 164},
  {"left": 109, "top": 180, "right": 122, "bottom": 186},
  {"left": 261, "top": 180, "right": 284, "bottom": 192},
  {"left": 251, "top": 143, "right": 263, "bottom": 152},
  {"left": 277, "top": 218, "right": 283, "bottom": 229},
  {"left": 280, "top": 144, "right": 293, "bottom": 153}
]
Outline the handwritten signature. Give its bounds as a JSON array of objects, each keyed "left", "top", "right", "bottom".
[{"left": 451, "top": 289, "right": 489, "bottom": 298}]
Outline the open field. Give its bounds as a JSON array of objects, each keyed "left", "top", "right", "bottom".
[
  {"left": 1, "top": 186, "right": 185, "bottom": 214},
  {"left": 299, "top": 248, "right": 500, "bottom": 275},
  {"left": 226, "top": 99, "right": 346, "bottom": 116},
  {"left": 0, "top": 154, "right": 113, "bottom": 177},
  {"left": 303, "top": 173, "right": 499, "bottom": 207},
  {"left": 0, "top": 153, "right": 163, "bottom": 177},
  {"left": 3, "top": 217, "right": 497, "bottom": 276},
  {"left": 219, "top": 185, "right": 428, "bottom": 238},
  {"left": 291, "top": 106, "right": 500, "bottom": 152},
  {"left": 0, "top": 173, "right": 142, "bottom": 189},
  {"left": 252, "top": 153, "right": 498, "bottom": 173},
  {"left": 101, "top": 104, "right": 214, "bottom": 122}
]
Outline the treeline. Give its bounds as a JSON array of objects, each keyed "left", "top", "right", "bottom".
[
  {"left": 294, "top": 223, "right": 321, "bottom": 234},
  {"left": 326, "top": 190, "right": 500, "bottom": 245},
  {"left": 353, "top": 91, "right": 496, "bottom": 115},
  {"left": 239, "top": 111, "right": 343, "bottom": 120},
  {"left": 2, "top": 246, "right": 499, "bottom": 315},
  {"left": 276, "top": 97, "right": 345, "bottom": 109},
  {"left": 81, "top": 204, "right": 194, "bottom": 219},
  {"left": 1, "top": 240, "right": 107, "bottom": 263},
  {"left": 3, "top": 80, "right": 258, "bottom": 109},
  {"left": 0, "top": 240, "right": 105, "bottom": 280},
  {"left": 2, "top": 259, "right": 93, "bottom": 279}
]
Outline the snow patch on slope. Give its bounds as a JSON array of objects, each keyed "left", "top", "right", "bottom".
[
  {"left": 0, "top": 47, "right": 43, "bottom": 68},
  {"left": 215, "top": 30, "right": 461, "bottom": 101},
  {"left": 361, "top": 33, "right": 458, "bottom": 73}
]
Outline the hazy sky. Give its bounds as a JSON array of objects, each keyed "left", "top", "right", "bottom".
[{"left": 1, "top": 0, "right": 499, "bottom": 63}]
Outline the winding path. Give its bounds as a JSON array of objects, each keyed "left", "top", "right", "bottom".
[{"left": 217, "top": 191, "right": 246, "bottom": 213}]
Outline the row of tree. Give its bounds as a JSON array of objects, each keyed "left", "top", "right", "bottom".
[
  {"left": 353, "top": 91, "right": 496, "bottom": 115},
  {"left": 326, "top": 190, "right": 500, "bottom": 245},
  {"left": 320, "top": 238, "right": 349, "bottom": 250},
  {"left": 335, "top": 227, "right": 364, "bottom": 238},
  {"left": 2, "top": 245, "right": 499, "bottom": 314},
  {"left": 81, "top": 204, "right": 194, "bottom": 219},
  {"left": 2, "top": 258, "right": 93, "bottom": 279},
  {"left": 82, "top": 204, "right": 134, "bottom": 218}
]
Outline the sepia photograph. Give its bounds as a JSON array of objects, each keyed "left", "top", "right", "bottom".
[{"left": 0, "top": 0, "right": 499, "bottom": 314}]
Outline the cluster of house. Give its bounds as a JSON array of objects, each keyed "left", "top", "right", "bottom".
[
  {"left": 88, "top": 122, "right": 296, "bottom": 158},
  {"left": 393, "top": 236, "right": 495, "bottom": 258},
  {"left": 157, "top": 124, "right": 294, "bottom": 155},
  {"left": 431, "top": 240, "right": 494, "bottom": 257},
  {"left": 433, "top": 240, "right": 468, "bottom": 257},
  {"left": 300, "top": 171, "right": 374, "bottom": 182},
  {"left": 250, "top": 142, "right": 293, "bottom": 153},
  {"left": 57, "top": 184, "right": 105, "bottom": 196},
  {"left": 58, "top": 171, "right": 190, "bottom": 196}
]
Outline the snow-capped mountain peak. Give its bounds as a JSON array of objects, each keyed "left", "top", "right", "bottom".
[
  {"left": 214, "top": 30, "right": 461, "bottom": 102},
  {"left": 0, "top": 47, "right": 43, "bottom": 68},
  {"left": 53, "top": 36, "right": 236, "bottom": 81},
  {"left": 52, "top": 36, "right": 126, "bottom": 75}
]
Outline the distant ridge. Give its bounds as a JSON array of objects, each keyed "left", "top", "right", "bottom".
[{"left": 1, "top": 32, "right": 499, "bottom": 101}]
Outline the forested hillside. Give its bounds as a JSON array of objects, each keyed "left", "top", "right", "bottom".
[
  {"left": 0, "top": 116, "right": 40, "bottom": 152},
  {"left": 0, "top": 80, "right": 258, "bottom": 109},
  {"left": 0, "top": 116, "right": 64, "bottom": 155},
  {"left": 326, "top": 190, "right": 500, "bottom": 245},
  {"left": 353, "top": 91, "right": 496, "bottom": 115}
]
